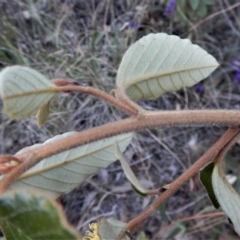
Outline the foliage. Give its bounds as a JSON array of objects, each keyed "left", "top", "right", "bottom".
[
  {"left": 0, "top": 31, "right": 239, "bottom": 239},
  {"left": 0, "top": 190, "right": 81, "bottom": 240}
]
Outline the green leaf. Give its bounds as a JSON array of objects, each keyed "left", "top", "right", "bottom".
[
  {"left": 197, "top": 1, "right": 207, "bottom": 17},
  {"left": 159, "top": 201, "right": 168, "bottom": 222},
  {"left": 189, "top": 0, "right": 199, "bottom": 10},
  {"left": 116, "top": 33, "right": 219, "bottom": 101},
  {"left": 177, "top": 0, "right": 186, "bottom": 9},
  {"left": 8, "top": 132, "right": 133, "bottom": 198},
  {"left": 36, "top": 101, "right": 50, "bottom": 126},
  {"left": 98, "top": 217, "right": 130, "bottom": 240},
  {"left": 0, "top": 190, "right": 81, "bottom": 240},
  {"left": 0, "top": 66, "right": 57, "bottom": 119},
  {"left": 203, "top": 0, "right": 212, "bottom": 5},
  {"left": 138, "top": 231, "right": 148, "bottom": 240},
  {"left": 114, "top": 142, "right": 147, "bottom": 196},
  {"left": 200, "top": 162, "right": 220, "bottom": 209},
  {"left": 212, "top": 161, "right": 240, "bottom": 236}
]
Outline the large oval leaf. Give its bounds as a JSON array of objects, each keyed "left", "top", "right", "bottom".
[
  {"left": 212, "top": 161, "right": 240, "bottom": 236},
  {"left": 0, "top": 66, "right": 57, "bottom": 119},
  {"left": 0, "top": 190, "right": 81, "bottom": 240},
  {"left": 9, "top": 132, "right": 133, "bottom": 198},
  {"left": 116, "top": 33, "right": 219, "bottom": 101}
]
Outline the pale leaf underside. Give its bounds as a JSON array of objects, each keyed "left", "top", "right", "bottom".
[
  {"left": 212, "top": 162, "right": 240, "bottom": 235},
  {"left": 0, "top": 66, "right": 57, "bottom": 119},
  {"left": 8, "top": 132, "right": 133, "bottom": 198},
  {"left": 116, "top": 33, "right": 219, "bottom": 101},
  {"left": 98, "top": 217, "right": 130, "bottom": 240}
]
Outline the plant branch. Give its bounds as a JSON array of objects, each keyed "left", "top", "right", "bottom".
[
  {"left": 1, "top": 111, "right": 240, "bottom": 194},
  {"left": 52, "top": 79, "right": 138, "bottom": 116},
  {"left": 155, "top": 211, "right": 225, "bottom": 237},
  {"left": 123, "top": 127, "right": 240, "bottom": 234}
]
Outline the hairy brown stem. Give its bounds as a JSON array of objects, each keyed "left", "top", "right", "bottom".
[
  {"left": 0, "top": 111, "right": 240, "bottom": 194},
  {"left": 53, "top": 82, "right": 138, "bottom": 116},
  {"left": 123, "top": 127, "right": 240, "bottom": 234}
]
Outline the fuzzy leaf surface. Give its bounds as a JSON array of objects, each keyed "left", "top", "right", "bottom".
[
  {"left": 0, "top": 190, "right": 80, "bottom": 240},
  {"left": 212, "top": 161, "right": 240, "bottom": 235},
  {"left": 0, "top": 66, "right": 57, "bottom": 119},
  {"left": 114, "top": 142, "right": 147, "bottom": 196},
  {"left": 116, "top": 33, "right": 219, "bottom": 101},
  {"left": 9, "top": 132, "right": 133, "bottom": 198},
  {"left": 98, "top": 217, "right": 130, "bottom": 240}
]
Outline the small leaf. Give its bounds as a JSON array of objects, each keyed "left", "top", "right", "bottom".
[
  {"left": 212, "top": 161, "right": 240, "bottom": 235},
  {"left": 159, "top": 201, "right": 168, "bottom": 222},
  {"left": 116, "top": 33, "right": 219, "bottom": 101},
  {"left": 200, "top": 162, "right": 220, "bottom": 209},
  {"left": 0, "top": 66, "right": 57, "bottom": 119},
  {"left": 0, "top": 190, "right": 81, "bottom": 240},
  {"left": 189, "top": 0, "right": 199, "bottom": 10},
  {"left": 98, "top": 217, "right": 130, "bottom": 240},
  {"left": 138, "top": 231, "right": 148, "bottom": 240},
  {"left": 7, "top": 132, "right": 133, "bottom": 198},
  {"left": 197, "top": 1, "right": 207, "bottom": 17},
  {"left": 114, "top": 142, "right": 147, "bottom": 196},
  {"left": 37, "top": 101, "right": 50, "bottom": 126}
]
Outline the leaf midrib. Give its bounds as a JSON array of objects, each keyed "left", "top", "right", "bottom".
[
  {"left": 118, "top": 65, "right": 218, "bottom": 89},
  {"left": 18, "top": 135, "right": 131, "bottom": 180}
]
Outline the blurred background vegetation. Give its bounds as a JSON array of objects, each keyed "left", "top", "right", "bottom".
[{"left": 1, "top": 0, "right": 240, "bottom": 239}]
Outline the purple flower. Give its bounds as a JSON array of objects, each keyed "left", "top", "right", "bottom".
[
  {"left": 234, "top": 71, "right": 240, "bottom": 83},
  {"left": 194, "top": 84, "right": 204, "bottom": 93},
  {"left": 164, "top": 0, "right": 176, "bottom": 17},
  {"left": 128, "top": 21, "right": 139, "bottom": 29},
  {"left": 231, "top": 60, "right": 240, "bottom": 83}
]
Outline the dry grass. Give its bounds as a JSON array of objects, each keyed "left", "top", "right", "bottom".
[{"left": 1, "top": 0, "right": 240, "bottom": 239}]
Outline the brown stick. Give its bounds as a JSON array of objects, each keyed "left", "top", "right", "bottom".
[
  {"left": 123, "top": 127, "right": 240, "bottom": 234},
  {"left": 1, "top": 111, "right": 240, "bottom": 195},
  {"left": 53, "top": 81, "right": 138, "bottom": 116}
]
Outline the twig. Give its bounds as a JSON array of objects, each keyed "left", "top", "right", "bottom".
[
  {"left": 156, "top": 211, "right": 225, "bottom": 236},
  {"left": 123, "top": 127, "right": 240, "bottom": 234},
  {"left": 1, "top": 111, "right": 240, "bottom": 195},
  {"left": 191, "top": 1, "right": 240, "bottom": 31},
  {"left": 52, "top": 79, "right": 138, "bottom": 116}
]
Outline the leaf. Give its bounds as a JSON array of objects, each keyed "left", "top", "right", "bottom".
[
  {"left": 114, "top": 142, "right": 147, "bottom": 196},
  {"left": 159, "top": 201, "right": 168, "bottom": 222},
  {"left": 0, "top": 66, "right": 57, "bottom": 119},
  {"left": 36, "top": 101, "right": 50, "bottom": 126},
  {"left": 138, "top": 231, "right": 148, "bottom": 240},
  {"left": 8, "top": 132, "right": 133, "bottom": 198},
  {"left": 200, "top": 162, "right": 220, "bottom": 209},
  {"left": 212, "top": 161, "right": 240, "bottom": 235},
  {"left": 203, "top": 0, "right": 212, "bottom": 5},
  {"left": 189, "top": 0, "right": 199, "bottom": 10},
  {"left": 0, "top": 190, "right": 81, "bottom": 240},
  {"left": 197, "top": 1, "right": 207, "bottom": 17},
  {"left": 116, "top": 33, "right": 219, "bottom": 101},
  {"left": 98, "top": 217, "right": 130, "bottom": 240}
]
